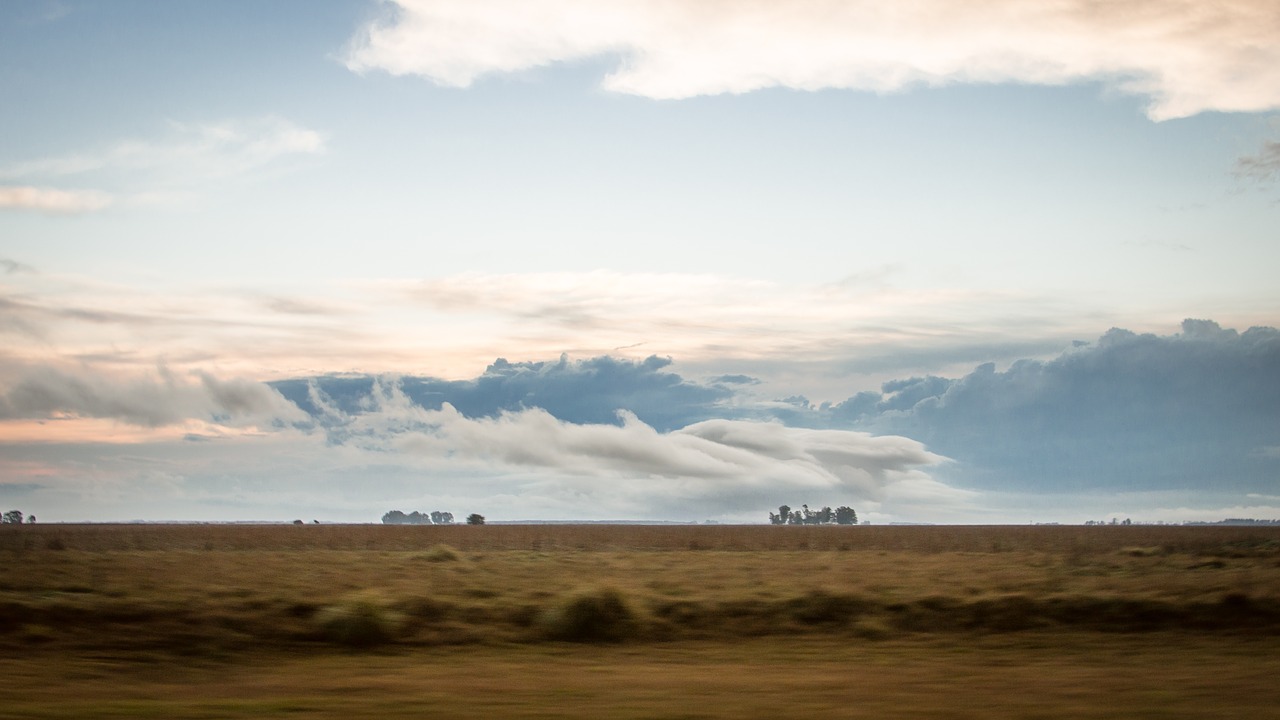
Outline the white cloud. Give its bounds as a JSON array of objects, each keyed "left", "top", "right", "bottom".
[
  {"left": 321, "top": 378, "right": 948, "bottom": 513},
  {"left": 0, "top": 186, "right": 112, "bottom": 214},
  {"left": 0, "top": 365, "right": 308, "bottom": 427},
  {"left": 0, "top": 116, "right": 325, "bottom": 205},
  {"left": 345, "top": 0, "right": 1280, "bottom": 120},
  {"left": 0, "top": 266, "right": 1145, "bottom": 402}
]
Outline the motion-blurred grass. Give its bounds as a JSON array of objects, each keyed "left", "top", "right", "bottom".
[{"left": 2, "top": 523, "right": 1278, "bottom": 717}]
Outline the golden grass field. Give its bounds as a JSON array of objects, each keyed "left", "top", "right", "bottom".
[{"left": 2, "top": 523, "right": 1279, "bottom": 718}]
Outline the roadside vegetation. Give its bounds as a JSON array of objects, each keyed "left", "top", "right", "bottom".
[{"left": 2, "top": 523, "right": 1278, "bottom": 717}]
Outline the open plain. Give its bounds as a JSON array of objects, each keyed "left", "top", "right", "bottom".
[{"left": 2, "top": 523, "right": 1279, "bottom": 719}]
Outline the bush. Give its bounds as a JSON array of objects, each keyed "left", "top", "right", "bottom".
[
  {"left": 419, "top": 544, "right": 460, "bottom": 562},
  {"left": 851, "top": 616, "right": 895, "bottom": 640},
  {"left": 314, "top": 594, "right": 400, "bottom": 647},
  {"left": 541, "top": 588, "right": 639, "bottom": 643}
]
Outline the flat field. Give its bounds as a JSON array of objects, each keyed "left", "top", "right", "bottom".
[{"left": 2, "top": 523, "right": 1279, "bottom": 718}]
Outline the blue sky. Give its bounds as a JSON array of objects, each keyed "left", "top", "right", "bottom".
[{"left": 1, "top": 0, "right": 1278, "bottom": 523}]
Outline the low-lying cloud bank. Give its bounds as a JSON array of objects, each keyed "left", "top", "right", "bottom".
[
  {"left": 0, "top": 366, "right": 307, "bottom": 428},
  {"left": 821, "top": 319, "right": 1280, "bottom": 494},
  {"left": 315, "top": 377, "right": 950, "bottom": 514},
  {"left": 4, "top": 319, "right": 1275, "bottom": 522},
  {"left": 346, "top": 0, "right": 1280, "bottom": 120},
  {"left": 279, "top": 319, "right": 1280, "bottom": 500},
  {"left": 274, "top": 354, "right": 728, "bottom": 432}
]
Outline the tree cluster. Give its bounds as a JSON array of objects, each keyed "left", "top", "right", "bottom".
[
  {"left": 2, "top": 510, "right": 33, "bottom": 524},
  {"left": 382, "top": 510, "right": 454, "bottom": 525},
  {"left": 768, "top": 504, "right": 857, "bottom": 526}
]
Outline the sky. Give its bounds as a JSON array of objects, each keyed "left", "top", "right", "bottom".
[{"left": 1, "top": 0, "right": 1278, "bottom": 524}]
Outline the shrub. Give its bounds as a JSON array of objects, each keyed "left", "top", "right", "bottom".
[
  {"left": 418, "top": 544, "right": 460, "bottom": 562},
  {"left": 851, "top": 616, "right": 895, "bottom": 640},
  {"left": 541, "top": 588, "right": 639, "bottom": 643},
  {"left": 314, "top": 594, "right": 400, "bottom": 647},
  {"left": 786, "top": 590, "right": 868, "bottom": 625}
]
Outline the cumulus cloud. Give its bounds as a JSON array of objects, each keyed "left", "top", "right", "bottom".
[
  {"left": 345, "top": 0, "right": 1280, "bottom": 120},
  {"left": 0, "top": 186, "right": 112, "bottom": 213},
  {"left": 302, "top": 375, "right": 946, "bottom": 515},
  {"left": 823, "top": 319, "right": 1280, "bottom": 495},
  {"left": 274, "top": 354, "right": 730, "bottom": 432}
]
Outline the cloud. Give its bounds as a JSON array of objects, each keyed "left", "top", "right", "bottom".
[
  {"left": 274, "top": 354, "right": 730, "bottom": 432},
  {"left": 0, "top": 186, "right": 112, "bottom": 213},
  {"left": 0, "top": 366, "right": 307, "bottom": 427},
  {"left": 822, "top": 319, "right": 1280, "bottom": 495},
  {"left": 11, "top": 320, "right": 1276, "bottom": 523},
  {"left": 393, "top": 270, "right": 1101, "bottom": 398},
  {"left": 304, "top": 375, "right": 947, "bottom": 515},
  {"left": 1236, "top": 139, "right": 1280, "bottom": 183},
  {"left": 345, "top": 0, "right": 1280, "bottom": 120},
  {"left": 0, "top": 116, "right": 324, "bottom": 205},
  {"left": 1, "top": 259, "right": 36, "bottom": 275},
  {"left": 0, "top": 265, "right": 1161, "bottom": 403}
]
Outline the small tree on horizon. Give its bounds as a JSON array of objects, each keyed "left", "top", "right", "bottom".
[
  {"left": 767, "top": 504, "right": 858, "bottom": 525},
  {"left": 466, "top": 513, "right": 485, "bottom": 525}
]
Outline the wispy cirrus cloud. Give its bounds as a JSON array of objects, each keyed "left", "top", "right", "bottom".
[
  {"left": 346, "top": 0, "right": 1280, "bottom": 120},
  {"left": 0, "top": 266, "right": 1147, "bottom": 399},
  {"left": 0, "top": 186, "right": 112, "bottom": 214},
  {"left": 0, "top": 116, "right": 324, "bottom": 208},
  {"left": 1, "top": 259, "right": 36, "bottom": 275},
  {"left": 1236, "top": 139, "right": 1280, "bottom": 183}
]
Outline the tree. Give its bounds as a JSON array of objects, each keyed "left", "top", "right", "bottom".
[
  {"left": 383, "top": 510, "right": 455, "bottom": 525},
  {"left": 770, "top": 505, "right": 791, "bottom": 525},
  {"left": 2, "top": 510, "right": 23, "bottom": 525},
  {"left": 26, "top": 515, "right": 35, "bottom": 524},
  {"left": 767, "top": 503, "right": 858, "bottom": 526},
  {"left": 466, "top": 513, "right": 485, "bottom": 525}
]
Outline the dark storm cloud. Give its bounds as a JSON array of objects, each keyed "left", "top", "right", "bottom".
[
  {"left": 268, "top": 319, "right": 1279, "bottom": 500},
  {"left": 824, "top": 320, "right": 1280, "bottom": 494},
  {"left": 273, "top": 354, "right": 732, "bottom": 432}
]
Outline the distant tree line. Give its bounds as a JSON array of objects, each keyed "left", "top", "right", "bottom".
[
  {"left": 2, "top": 510, "right": 33, "bottom": 524},
  {"left": 382, "top": 510, "right": 454, "bottom": 525},
  {"left": 768, "top": 504, "right": 857, "bottom": 525}
]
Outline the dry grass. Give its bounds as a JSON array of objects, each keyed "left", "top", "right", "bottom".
[
  {"left": 7, "top": 521, "right": 1279, "bottom": 553},
  {"left": 1, "top": 523, "right": 1277, "bottom": 653},
  {"left": 4, "top": 635, "right": 1280, "bottom": 719},
  {"left": 2, "top": 523, "right": 1278, "bottom": 717}
]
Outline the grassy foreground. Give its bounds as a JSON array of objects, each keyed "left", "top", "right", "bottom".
[{"left": 2, "top": 523, "right": 1279, "bottom": 718}]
